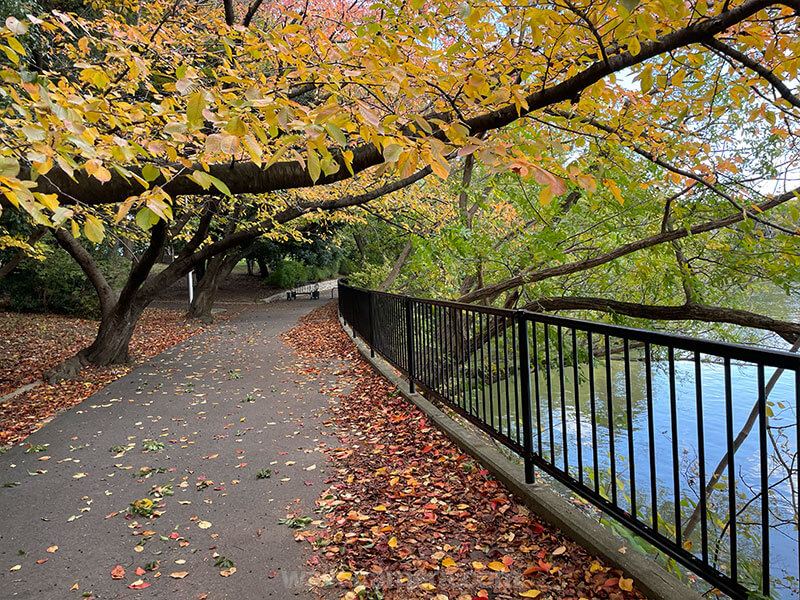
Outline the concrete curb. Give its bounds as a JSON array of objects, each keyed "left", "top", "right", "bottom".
[
  {"left": 340, "top": 317, "right": 703, "bottom": 600},
  {"left": 261, "top": 278, "right": 340, "bottom": 303},
  {"left": 0, "top": 380, "right": 42, "bottom": 403}
]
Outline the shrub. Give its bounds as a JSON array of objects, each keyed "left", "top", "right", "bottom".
[
  {"left": 266, "top": 259, "right": 309, "bottom": 288},
  {"left": 0, "top": 245, "right": 129, "bottom": 318}
]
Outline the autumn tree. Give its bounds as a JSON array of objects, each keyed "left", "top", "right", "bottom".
[{"left": 0, "top": 0, "right": 799, "bottom": 374}]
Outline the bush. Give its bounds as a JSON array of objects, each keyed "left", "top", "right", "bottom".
[
  {"left": 0, "top": 246, "right": 129, "bottom": 318},
  {"left": 266, "top": 258, "right": 341, "bottom": 289},
  {"left": 346, "top": 261, "right": 391, "bottom": 289},
  {"left": 266, "top": 259, "right": 309, "bottom": 289}
]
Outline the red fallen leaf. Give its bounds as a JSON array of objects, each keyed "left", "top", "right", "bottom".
[
  {"left": 268, "top": 569, "right": 278, "bottom": 578},
  {"left": 257, "top": 529, "right": 262, "bottom": 536},
  {"left": 128, "top": 580, "right": 151, "bottom": 589},
  {"left": 36, "top": 559, "right": 47, "bottom": 564},
  {"left": 168, "top": 532, "right": 179, "bottom": 539},
  {"left": 604, "top": 577, "right": 620, "bottom": 587},
  {"left": 110, "top": 565, "right": 125, "bottom": 579},
  {"left": 421, "top": 445, "right": 434, "bottom": 454},
  {"left": 135, "top": 567, "right": 146, "bottom": 576}
]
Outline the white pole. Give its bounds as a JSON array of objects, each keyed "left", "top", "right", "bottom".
[{"left": 188, "top": 270, "right": 194, "bottom": 305}]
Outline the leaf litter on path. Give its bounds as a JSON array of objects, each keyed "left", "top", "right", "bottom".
[{"left": 283, "top": 303, "right": 645, "bottom": 600}]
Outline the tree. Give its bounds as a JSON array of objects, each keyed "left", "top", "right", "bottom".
[{"left": 0, "top": 0, "right": 798, "bottom": 372}]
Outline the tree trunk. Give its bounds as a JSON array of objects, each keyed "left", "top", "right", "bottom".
[
  {"left": 378, "top": 240, "right": 412, "bottom": 292},
  {"left": 256, "top": 255, "right": 269, "bottom": 278},
  {"left": 187, "top": 249, "right": 245, "bottom": 321},
  {"left": 45, "top": 298, "right": 145, "bottom": 381}
]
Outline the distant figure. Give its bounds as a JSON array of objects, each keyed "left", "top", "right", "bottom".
[{"left": 312, "top": 282, "right": 320, "bottom": 299}]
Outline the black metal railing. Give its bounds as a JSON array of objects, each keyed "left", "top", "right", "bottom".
[{"left": 338, "top": 281, "right": 800, "bottom": 600}]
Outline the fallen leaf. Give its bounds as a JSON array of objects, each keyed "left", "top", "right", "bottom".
[
  {"left": 220, "top": 567, "right": 236, "bottom": 577},
  {"left": 197, "top": 520, "right": 212, "bottom": 529},
  {"left": 170, "top": 571, "right": 189, "bottom": 579},
  {"left": 519, "top": 591, "right": 541, "bottom": 598},
  {"left": 619, "top": 577, "right": 634, "bottom": 591},
  {"left": 111, "top": 565, "right": 125, "bottom": 579},
  {"left": 128, "top": 579, "right": 150, "bottom": 589},
  {"left": 46, "top": 545, "right": 58, "bottom": 553}
]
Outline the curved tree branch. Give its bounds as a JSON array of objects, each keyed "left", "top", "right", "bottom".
[
  {"left": 52, "top": 227, "right": 116, "bottom": 317},
  {"left": 458, "top": 187, "right": 800, "bottom": 304},
  {"left": 525, "top": 295, "right": 800, "bottom": 343},
  {"left": 14, "top": 0, "right": 797, "bottom": 208}
]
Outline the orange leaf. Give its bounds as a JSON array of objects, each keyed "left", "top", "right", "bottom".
[
  {"left": 111, "top": 565, "right": 126, "bottom": 579},
  {"left": 619, "top": 577, "right": 634, "bottom": 592}
]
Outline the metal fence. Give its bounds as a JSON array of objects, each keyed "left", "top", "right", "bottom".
[{"left": 338, "top": 281, "right": 800, "bottom": 600}]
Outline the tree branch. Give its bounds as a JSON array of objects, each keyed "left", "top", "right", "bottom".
[
  {"left": 458, "top": 187, "right": 800, "bottom": 303},
  {"left": 525, "top": 295, "right": 800, "bottom": 343},
  {"left": 17, "top": 0, "right": 797, "bottom": 209},
  {"left": 52, "top": 227, "right": 116, "bottom": 317}
]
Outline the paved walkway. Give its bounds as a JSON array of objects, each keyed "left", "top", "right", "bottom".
[{"left": 0, "top": 300, "right": 335, "bottom": 599}]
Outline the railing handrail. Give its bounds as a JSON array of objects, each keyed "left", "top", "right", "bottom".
[
  {"left": 339, "top": 281, "right": 800, "bottom": 369},
  {"left": 337, "top": 280, "right": 800, "bottom": 600}
]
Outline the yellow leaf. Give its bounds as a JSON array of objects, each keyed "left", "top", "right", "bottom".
[
  {"left": 170, "top": 571, "right": 189, "bottom": 579},
  {"left": 441, "top": 557, "right": 456, "bottom": 568},
  {"left": 84, "top": 215, "right": 105, "bottom": 243},
  {"left": 619, "top": 577, "right": 634, "bottom": 592},
  {"left": 419, "top": 583, "right": 436, "bottom": 591},
  {"left": 605, "top": 179, "right": 624, "bottom": 205},
  {"left": 520, "top": 591, "right": 541, "bottom": 598},
  {"left": 336, "top": 571, "right": 352, "bottom": 581},
  {"left": 373, "top": 505, "right": 387, "bottom": 512},
  {"left": 388, "top": 536, "right": 398, "bottom": 548},
  {"left": 471, "top": 561, "right": 485, "bottom": 570},
  {"left": 488, "top": 561, "right": 509, "bottom": 572}
]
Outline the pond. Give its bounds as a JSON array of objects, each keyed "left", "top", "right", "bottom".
[{"left": 456, "top": 292, "right": 800, "bottom": 599}]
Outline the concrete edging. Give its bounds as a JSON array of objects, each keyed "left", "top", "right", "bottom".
[{"left": 340, "top": 317, "right": 703, "bottom": 600}]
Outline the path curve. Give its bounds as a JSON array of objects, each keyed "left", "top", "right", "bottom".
[{"left": 0, "top": 300, "right": 333, "bottom": 599}]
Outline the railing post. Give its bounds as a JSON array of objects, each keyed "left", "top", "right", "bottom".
[
  {"left": 405, "top": 296, "right": 415, "bottom": 394},
  {"left": 517, "top": 311, "right": 535, "bottom": 484},
  {"left": 368, "top": 292, "right": 375, "bottom": 358}
]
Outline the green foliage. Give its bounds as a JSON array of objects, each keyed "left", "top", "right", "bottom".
[
  {"left": 256, "top": 468, "right": 271, "bottom": 479},
  {"left": 279, "top": 515, "right": 312, "bottom": 529},
  {"left": 266, "top": 258, "right": 309, "bottom": 288},
  {"left": 141, "top": 439, "right": 164, "bottom": 452},
  {"left": 0, "top": 242, "right": 129, "bottom": 318},
  {"left": 346, "top": 260, "right": 391, "bottom": 289}
]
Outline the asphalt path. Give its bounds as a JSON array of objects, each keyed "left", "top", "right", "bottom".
[{"left": 0, "top": 299, "right": 337, "bottom": 599}]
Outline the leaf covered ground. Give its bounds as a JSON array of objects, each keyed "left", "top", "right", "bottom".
[
  {"left": 283, "top": 303, "right": 645, "bottom": 600},
  {"left": 0, "top": 308, "right": 202, "bottom": 445}
]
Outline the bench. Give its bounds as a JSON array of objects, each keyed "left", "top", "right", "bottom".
[{"left": 286, "top": 282, "right": 320, "bottom": 300}]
